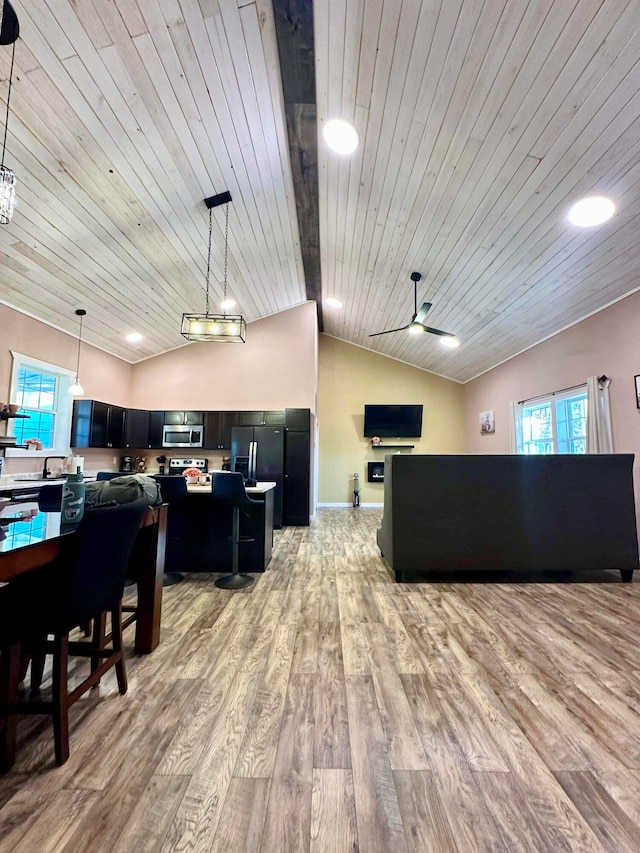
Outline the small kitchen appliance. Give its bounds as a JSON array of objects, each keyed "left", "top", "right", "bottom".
[
  {"left": 121, "top": 456, "right": 134, "bottom": 473},
  {"left": 162, "top": 424, "right": 203, "bottom": 448},
  {"left": 168, "top": 458, "right": 208, "bottom": 476}
]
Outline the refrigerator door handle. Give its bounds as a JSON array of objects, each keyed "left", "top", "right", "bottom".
[{"left": 249, "top": 441, "right": 257, "bottom": 481}]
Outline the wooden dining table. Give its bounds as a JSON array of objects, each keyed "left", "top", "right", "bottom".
[
  {"left": 0, "top": 501, "right": 168, "bottom": 654},
  {"left": 1, "top": 500, "right": 167, "bottom": 771}
]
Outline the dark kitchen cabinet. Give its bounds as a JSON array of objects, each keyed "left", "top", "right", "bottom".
[
  {"left": 204, "top": 411, "right": 239, "bottom": 449},
  {"left": 285, "top": 408, "right": 311, "bottom": 432},
  {"left": 283, "top": 409, "right": 311, "bottom": 526},
  {"left": 283, "top": 431, "right": 310, "bottom": 526},
  {"left": 123, "top": 408, "right": 150, "bottom": 448},
  {"left": 71, "top": 400, "right": 125, "bottom": 449},
  {"left": 164, "top": 411, "right": 204, "bottom": 426},
  {"left": 237, "top": 410, "right": 285, "bottom": 427},
  {"left": 149, "top": 411, "right": 165, "bottom": 448}
]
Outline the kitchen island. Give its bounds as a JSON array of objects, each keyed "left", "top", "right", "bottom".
[{"left": 181, "top": 481, "right": 275, "bottom": 574}]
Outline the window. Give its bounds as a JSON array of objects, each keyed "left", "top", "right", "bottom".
[
  {"left": 518, "top": 388, "right": 587, "bottom": 455},
  {"left": 8, "top": 352, "right": 75, "bottom": 452}
]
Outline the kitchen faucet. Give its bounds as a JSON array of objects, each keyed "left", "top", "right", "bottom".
[{"left": 42, "top": 456, "right": 66, "bottom": 479}]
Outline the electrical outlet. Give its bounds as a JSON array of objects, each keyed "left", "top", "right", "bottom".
[{"left": 113, "top": 457, "right": 118, "bottom": 465}]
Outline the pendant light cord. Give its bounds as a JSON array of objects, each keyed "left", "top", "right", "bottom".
[
  {"left": 75, "top": 311, "right": 84, "bottom": 379},
  {"left": 1, "top": 41, "right": 15, "bottom": 168},
  {"left": 204, "top": 206, "right": 212, "bottom": 316},
  {"left": 222, "top": 202, "right": 229, "bottom": 312}
]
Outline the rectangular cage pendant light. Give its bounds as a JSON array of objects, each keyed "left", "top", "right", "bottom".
[
  {"left": 181, "top": 191, "right": 246, "bottom": 343},
  {"left": 181, "top": 313, "right": 246, "bottom": 342}
]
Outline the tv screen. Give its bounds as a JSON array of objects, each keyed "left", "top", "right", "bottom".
[{"left": 363, "top": 404, "right": 423, "bottom": 438}]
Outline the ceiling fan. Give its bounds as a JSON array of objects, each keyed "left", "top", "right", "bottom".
[{"left": 368, "top": 272, "right": 458, "bottom": 346}]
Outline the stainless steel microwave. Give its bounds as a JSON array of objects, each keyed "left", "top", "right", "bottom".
[{"left": 162, "top": 424, "right": 204, "bottom": 448}]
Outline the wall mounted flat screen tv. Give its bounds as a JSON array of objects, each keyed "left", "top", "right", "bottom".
[{"left": 363, "top": 404, "right": 423, "bottom": 438}]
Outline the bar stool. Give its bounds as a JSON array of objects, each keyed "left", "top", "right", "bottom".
[
  {"left": 211, "top": 473, "right": 260, "bottom": 589},
  {"left": 151, "top": 476, "right": 189, "bottom": 585}
]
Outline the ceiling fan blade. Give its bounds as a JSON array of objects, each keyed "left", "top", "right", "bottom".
[
  {"left": 423, "top": 325, "right": 456, "bottom": 337},
  {"left": 413, "top": 302, "right": 432, "bottom": 325},
  {"left": 368, "top": 324, "right": 411, "bottom": 338}
]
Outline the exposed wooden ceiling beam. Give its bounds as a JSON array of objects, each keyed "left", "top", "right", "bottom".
[{"left": 272, "top": 0, "right": 323, "bottom": 331}]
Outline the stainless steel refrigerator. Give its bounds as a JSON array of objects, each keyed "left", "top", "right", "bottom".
[{"left": 231, "top": 426, "right": 284, "bottom": 527}]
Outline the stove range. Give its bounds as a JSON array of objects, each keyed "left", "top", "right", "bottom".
[{"left": 168, "top": 458, "right": 208, "bottom": 476}]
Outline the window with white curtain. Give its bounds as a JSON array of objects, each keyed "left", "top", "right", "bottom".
[{"left": 517, "top": 387, "right": 588, "bottom": 455}]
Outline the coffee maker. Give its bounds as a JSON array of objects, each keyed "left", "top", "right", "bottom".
[{"left": 120, "top": 456, "right": 134, "bottom": 473}]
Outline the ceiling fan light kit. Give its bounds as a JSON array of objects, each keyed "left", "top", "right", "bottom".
[{"left": 368, "top": 272, "right": 459, "bottom": 345}]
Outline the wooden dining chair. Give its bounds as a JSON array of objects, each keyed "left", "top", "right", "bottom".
[{"left": 0, "top": 498, "right": 147, "bottom": 768}]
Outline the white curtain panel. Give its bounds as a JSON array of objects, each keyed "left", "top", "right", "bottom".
[
  {"left": 509, "top": 400, "right": 523, "bottom": 453},
  {"left": 586, "top": 375, "right": 613, "bottom": 453}
]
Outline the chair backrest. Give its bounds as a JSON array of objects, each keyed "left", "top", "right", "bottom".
[
  {"left": 211, "top": 472, "right": 258, "bottom": 507},
  {"left": 38, "top": 483, "right": 62, "bottom": 511},
  {"left": 96, "top": 471, "right": 121, "bottom": 481},
  {"left": 151, "top": 475, "right": 188, "bottom": 505},
  {"left": 63, "top": 499, "right": 148, "bottom": 629}
]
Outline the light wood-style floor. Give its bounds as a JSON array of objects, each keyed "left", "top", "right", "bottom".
[{"left": 1, "top": 508, "right": 640, "bottom": 852}]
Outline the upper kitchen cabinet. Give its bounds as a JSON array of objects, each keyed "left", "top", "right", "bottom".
[
  {"left": 164, "top": 411, "right": 204, "bottom": 426},
  {"left": 237, "top": 410, "right": 285, "bottom": 427},
  {"left": 203, "top": 411, "right": 239, "bottom": 449},
  {"left": 149, "top": 411, "right": 165, "bottom": 449},
  {"left": 71, "top": 400, "right": 125, "bottom": 448},
  {"left": 123, "top": 409, "right": 150, "bottom": 448},
  {"left": 285, "top": 408, "right": 311, "bottom": 432}
]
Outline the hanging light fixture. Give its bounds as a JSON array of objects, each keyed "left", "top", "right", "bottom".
[
  {"left": 0, "top": 1, "right": 20, "bottom": 225},
  {"left": 181, "top": 191, "right": 246, "bottom": 343},
  {"left": 68, "top": 309, "right": 86, "bottom": 396}
]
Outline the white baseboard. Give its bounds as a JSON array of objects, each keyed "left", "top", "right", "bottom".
[{"left": 316, "top": 502, "right": 384, "bottom": 508}]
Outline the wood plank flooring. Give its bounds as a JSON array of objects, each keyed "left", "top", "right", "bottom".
[{"left": 2, "top": 508, "right": 640, "bottom": 851}]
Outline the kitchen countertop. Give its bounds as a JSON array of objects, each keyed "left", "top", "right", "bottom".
[
  {"left": 186, "top": 481, "right": 276, "bottom": 495},
  {"left": 0, "top": 476, "right": 97, "bottom": 496}
]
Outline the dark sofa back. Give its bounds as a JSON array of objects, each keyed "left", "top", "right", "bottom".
[{"left": 378, "top": 454, "right": 639, "bottom": 579}]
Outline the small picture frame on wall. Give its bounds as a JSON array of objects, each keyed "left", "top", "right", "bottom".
[
  {"left": 635, "top": 375, "right": 640, "bottom": 409},
  {"left": 479, "top": 410, "right": 495, "bottom": 434}
]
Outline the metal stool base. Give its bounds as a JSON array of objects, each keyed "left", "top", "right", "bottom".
[
  {"left": 163, "top": 572, "right": 185, "bottom": 586},
  {"left": 215, "top": 573, "right": 254, "bottom": 589}
]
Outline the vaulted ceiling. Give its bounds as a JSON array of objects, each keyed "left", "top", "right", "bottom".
[{"left": 1, "top": 1, "right": 640, "bottom": 383}]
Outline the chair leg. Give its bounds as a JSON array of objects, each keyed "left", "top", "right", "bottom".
[
  {"left": 111, "top": 603, "right": 127, "bottom": 696},
  {"left": 0, "top": 642, "right": 21, "bottom": 772},
  {"left": 51, "top": 633, "right": 70, "bottom": 766},
  {"left": 29, "top": 651, "right": 46, "bottom": 696},
  {"left": 91, "top": 612, "right": 107, "bottom": 682}
]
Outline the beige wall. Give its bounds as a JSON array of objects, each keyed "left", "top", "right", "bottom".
[
  {"left": 0, "top": 303, "right": 133, "bottom": 477},
  {"left": 463, "top": 290, "right": 640, "bottom": 511},
  {"left": 129, "top": 302, "right": 318, "bottom": 412},
  {"left": 318, "top": 336, "right": 466, "bottom": 504}
]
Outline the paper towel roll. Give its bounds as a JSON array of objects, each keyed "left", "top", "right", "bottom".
[{"left": 72, "top": 456, "right": 84, "bottom": 473}]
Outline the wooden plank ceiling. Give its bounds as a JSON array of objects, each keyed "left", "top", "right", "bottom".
[{"left": 1, "top": 1, "right": 640, "bottom": 383}]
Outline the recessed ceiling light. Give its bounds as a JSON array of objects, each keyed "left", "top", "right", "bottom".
[
  {"left": 125, "top": 332, "right": 144, "bottom": 343},
  {"left": 567, "top": 196, "right": 615, "bottom": 227},
  {"left": 220, "top": 297, "right": 236, "bottom": 311},
  {"left": 323, "top": 118, "right": 359, "bottom": 155},
  {"left": 326, "top": 297, "right": 343, "bottom": 308},
  {"left": 440, "top": 336, "right": 460, "bottom": 349}
]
